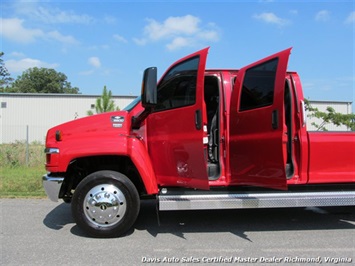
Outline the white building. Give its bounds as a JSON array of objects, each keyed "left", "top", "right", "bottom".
[
  {"left": 0, "top": 93, "right": 136, "bottom": 144},
  {"left": 306, "top": 100, "right": 353, "bottom": 131},
  {"left": 0, "top": 93, "right": 353, "bottom": 144}
]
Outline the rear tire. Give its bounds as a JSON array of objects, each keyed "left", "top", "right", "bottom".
[{"left": 71, "top": 170, "right": 140, "bottom": 238}]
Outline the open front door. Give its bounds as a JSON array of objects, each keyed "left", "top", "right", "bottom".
[
  {"left": 229, "top": 48, "right": 292, "bottom": 190},
  {"left": 147, "top": 48, "right": 209, "bottom": 190}
]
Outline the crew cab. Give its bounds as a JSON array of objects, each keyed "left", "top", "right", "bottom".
[{"left": 43, "top": 47, "right": 355, "bottom": 237}]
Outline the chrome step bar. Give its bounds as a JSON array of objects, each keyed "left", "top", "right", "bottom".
[{"left": 158, "top": 191, "right": 355, "bottom": 211}]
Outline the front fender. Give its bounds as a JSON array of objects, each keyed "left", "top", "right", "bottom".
[
  {"left": 54, "top": 135, "right": 158, "bottom": 195},
  {"left": 128, "top": 137, "right": 158, "bottom": 194},
  {"left": 52, "top": 135, "right": 129, "bottom": 173}
]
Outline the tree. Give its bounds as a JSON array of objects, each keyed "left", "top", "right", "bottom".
[
  {"left": 87, "top": 86, "right": 120, "bottom": 115},
  {"left": 8, "top": 67, "right": 80, "bottom": 94},
  {"left": 305, "top": 99, "right": 355, "bottom": 131},
  {"left": 0, "top": 52, "right": 14, "bottom": 91}
]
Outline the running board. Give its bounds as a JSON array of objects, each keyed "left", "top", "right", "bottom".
[{"left": 158, "top": 191, "right": 355, "bottom": 211}]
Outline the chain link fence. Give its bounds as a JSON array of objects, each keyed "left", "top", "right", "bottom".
[{"left": 1, "top": 125, "right": 47, "bottom": 167}]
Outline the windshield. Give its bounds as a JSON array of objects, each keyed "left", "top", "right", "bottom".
[{"left": 123, "top": 96, "right": 141, "bottom": 111}]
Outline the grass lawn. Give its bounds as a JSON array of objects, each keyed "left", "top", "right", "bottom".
[
  {"left": 0, "top": 166, "right": 46, "bottom": 198},
  {"left": 0, "top": 143, "right": 47, "bottom": 198}
]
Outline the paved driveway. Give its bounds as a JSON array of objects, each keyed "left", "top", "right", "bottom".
[{"left": 1, "top": 199, "right": 354, "bottom": 265}]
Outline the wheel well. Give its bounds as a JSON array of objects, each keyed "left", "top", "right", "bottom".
[{"left": 59, "top": 155, "right": 146, "bottom": 200}]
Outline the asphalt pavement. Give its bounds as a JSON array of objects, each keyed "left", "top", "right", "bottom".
[{"left": 1, "top": 198, "right": 354, "bottom": 265}]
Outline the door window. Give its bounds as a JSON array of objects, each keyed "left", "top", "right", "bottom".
[
  {"left": 155, "top": 57, "right": 199, "bottom": 112},
  {"left": 239, "top": 58, "right": 278, "bottom": 111}
]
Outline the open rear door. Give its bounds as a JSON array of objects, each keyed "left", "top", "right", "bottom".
[
  {"left": 229, "top": 48, "right": 292, "bottom": 190},
  {"left": 147, "top": 48, "right": 209, "bottom": 190}
]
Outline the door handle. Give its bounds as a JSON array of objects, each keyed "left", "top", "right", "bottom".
[
  {"left": 195, "top": 109, "right": 202, "bottom": 130},
  {"left": 272, "top": 109, "right": 279, "bottom": 129}
]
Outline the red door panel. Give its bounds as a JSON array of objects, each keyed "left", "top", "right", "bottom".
[
  {"left": 147, "top": 48, "right": 209, "bottom": 189},
  {"left": 229, "top": 48, "right": 292, "bottom": 190}
]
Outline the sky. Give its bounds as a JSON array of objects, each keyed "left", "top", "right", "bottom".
[{"left": 1, "top": 0, "right": 354, "bottom": 105}]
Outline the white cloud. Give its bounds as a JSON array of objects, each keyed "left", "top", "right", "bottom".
[
  {"left": 5, "top": 58, "right": 58, "bottom": 73},
  {"left": 166, "top": 37, "right": 191, "bottom": 51},
  {"left": 113, "top": 34, "right": 128, "bottom": 43},
  {"left": 253, "top": 12, "right": 290, "bottom": 26},
  {"left": 144, "top": 15, "right": 200, "bottom": 40},
  {"left": 10, "top": 51, "right": 25, "bottom": 58},
  {"left": 315, "top": 10, "right": 330, "bottom": 22},
  {"left": 35, "top": 7, "right": 93, "bottom": 24},
  {"left": 137, "top": 15, "right": 219, "bottom": 50},
  {"left": 0, "top": 18, "right": 43, "bottom": 43},
  {"left": 345, "top": 11, "right": 355, "bottom": 24},
  {"left": 88, "top": 45, "right": 110, "bottom": 50},
  {"left": 0, "top": 17, "right": 79, "bottom": 45},
  {"left": 104, "top": 15, "right": 117, "bottom": 24},
  {"left": 88, "top": 57, "right": 101, "bottom": 68},
  {"left": 13, "top": 1, "right": 94, "bottom": 24},
  {"left": 47, "top": 31, "right": 79, "bottom": 45},
  {"left": 79, "top": 69, "right": 95, "bottom": 76},
  {"left": 198, "top": 29, "right": 219, "bottom": 41},
  {"left": 133, "top": 38, "right": 147, "bottom": 46}
]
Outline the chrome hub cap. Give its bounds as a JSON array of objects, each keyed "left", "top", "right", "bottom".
[{"left": 84, "top": 184, "right": 126, "bottom": 227}]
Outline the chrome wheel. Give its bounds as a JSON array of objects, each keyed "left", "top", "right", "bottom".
[
  {"left": 72, "top": 170, "right": 140, "bottom": 237},
  {"left": 83, "top": 184, "right": 127, "bottom": 227}
]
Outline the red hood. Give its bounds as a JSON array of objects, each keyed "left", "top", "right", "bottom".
[{"left": 46, "top": 110, "right": 131, "bottom": 147}]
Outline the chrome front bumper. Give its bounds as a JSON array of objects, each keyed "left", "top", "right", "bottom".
[{"left": 42, "top": 174, "right": 64, "bottom": 202}]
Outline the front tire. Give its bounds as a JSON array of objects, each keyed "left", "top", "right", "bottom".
[{"left": 71, "top": 170, "right": 140, "bottom": 238}]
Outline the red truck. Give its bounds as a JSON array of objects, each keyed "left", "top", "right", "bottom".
[{"left": 43, "top": 47, "right": 355, "bottom": 237}]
